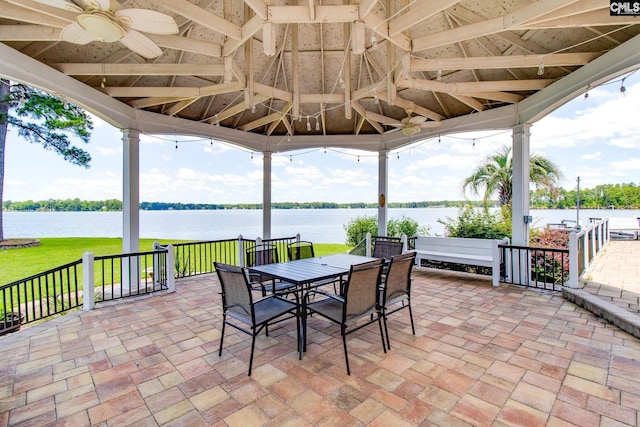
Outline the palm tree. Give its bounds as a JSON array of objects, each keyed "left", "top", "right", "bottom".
[{"left": 462, "top": 145, "right": 563, "bottom": 207}]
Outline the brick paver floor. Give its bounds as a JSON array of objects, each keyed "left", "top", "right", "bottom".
[{"left": 1, "top": 266, "right": 639, "bottom": 426}]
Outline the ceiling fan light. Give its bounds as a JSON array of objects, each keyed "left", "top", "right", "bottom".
[{"left": 77, "top": 13, "right": 125, "bottom": 42}]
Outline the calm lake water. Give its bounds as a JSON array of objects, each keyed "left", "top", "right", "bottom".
[{"left": 4, "top": 208, "right": 639, "bottom": 244}]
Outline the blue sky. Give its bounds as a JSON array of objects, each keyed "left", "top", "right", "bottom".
[{"left": 4, "top": 71, "right": 639, "bottom": 205}]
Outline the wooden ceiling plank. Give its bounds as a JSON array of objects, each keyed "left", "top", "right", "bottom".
[
  {"left": 389, "top": 0, "right": 459, "bottom": 37},
  {"left": 300, "top": 94, "right": 344, "bottom": 104},
  {"left": 410, "top": 52, "right": 600, "bottom": 71},
  {"left": 413, "top": 0, "right": 579, "bottom": 52},
  {"left": 130, "top": 97, "right": 192, "bottom": 109},
  {"left": 525, "top": 9, "right": 640, "bottom": 28},
  {"left": 358, "top": 0, "right": 379, "bottom": 19},
  {"left": 51, "top": 63, "right": 226, "bottom": 76},
  {"left": 103, "top": 87, "right": 201, "bottom": 97},
  {"left": 521, "top": 0, "right": 604, "bottom": 26},
  {"left": 155, "top": 0, "right": 242, "bottom": 40}
]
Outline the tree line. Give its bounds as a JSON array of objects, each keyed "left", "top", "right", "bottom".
[
  {"left": 3, "top": 199, "right": 480, "bottom": 212},
  {"left": 531, "top": 182, "right": 640, "bottom": 209}
]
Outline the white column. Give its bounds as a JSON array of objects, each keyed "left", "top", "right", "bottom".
[
  {"left": 511, "top": 124, "right": 531, "bottom": 246},
  {"left": 378, "top": 150, "right": 389, "bottom": 236},
  {"left": 512, "top": 124, "right": 531, "bottom": 285},
  {"left": 122, "top": 129, "right": 140, "bottom": 254},
  {"left": 263, "top": 151, "right": 272, "bottom": 239},
  {"left": 122, "top": 129, "right": 140, "bottom": 294}
]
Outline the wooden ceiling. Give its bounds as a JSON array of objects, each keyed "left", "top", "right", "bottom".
[{"left": 1, "top": 0, "right": 639, "bottom": 152}]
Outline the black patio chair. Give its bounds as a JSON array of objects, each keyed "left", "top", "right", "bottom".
[
  {"left": 373, "top": 239, "right": 404, "bottom": 260},
  {"left": 245, "top": 243, "right": 296, "bottom": 295},
  {"left": 378, "top": 252, "right": 416, "bottom": 350},
  {"left": 215, "top": 262, "right": 299, "bottom": 376},
  {"left": 302, "top": 259, "right": 386, "bottom": 375},
  {"left": 287, "top": 240, "right": 315, "bottom": 261}
]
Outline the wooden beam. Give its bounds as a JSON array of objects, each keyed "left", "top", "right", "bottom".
[
  {"left": 352, "top": 20, "right": 365, "bottom": 55},
  {"left": 522, "top": 0, "right": 604, "bottom": 26},
  {"left": 51, "top": 63, "right": 226, "bottom": 76},
  {"left": 0, "top": 2, "right": 70, "bottom": 27},
  {"left": 410, "top": 52, "right": 601, "bottom": 71},
  {"left": 167, "top": 98, "right": 199, "bottom": 116},
  {"left": 268, "top": 5, "right": 359, "bottom": 23},
  {"left": 130, "top": 97, "right": 193, "bottom": 109},
  {"left": 412, "top": 0, "right": 580, "bottom": 52},
  {"left": 358, "top": 0, "right": 380, "bottom": 19},
  {"left": 102, "top": 81, "right": 243, "bottom": 98},
  {"left": 207, "top": 94, "right": 271, "bottom": 123},
  {"left": 362, "top": 13, "right": 411, "bottom": 52},
  {"left": 223, "top": 15, "right": 264, "bottom": 56},
  {"left": 376, "top": 92, "right": 444, "bottom": 121},
  {"left": 254, "top": 82, "right": 293, "bottom": 103},
  {"left": 0, "top": 25, "right": 60, "bottom": 41},
  {"left": 344, "top": 22, "right": 352, "bottom": 120},
  {"left": 155, "top": 0, "right": 242, "bottom": 40},
  {"left": 240, "top": 102, "right": 292, "bottom": 131},
  {"left": 396, "top": 77, "right": 555, "bottom": 93},
  {"left": 299, "top": 94, "right": 344, "bottom": 104},
  {"left": 243, "top": 0, "right": 268, "bottom": 20},
  {"left": 263, "top": 22, "right": 277, "bottom": 56},
  {"left": 524, "top": 9, "right": 640, "bottom": 28},
  {"left": 389, "top": 0, "right": 459, "bottom": 37},
  {"left": 450, "top": 94, "right": 486, "bottom": 111},
  {"left": 462, "top": 91, "right": 524, "bottom": 103},
  {"left": 308, "top": 0, "right": 316, "bottom": 21},
  {"left": 149, "top": 34, "right": 222, "bottom": 58},
  {"left": 266, "top": 102, "right": 294, "bottom": 134},
  {"left": 351, "top": 101, "right": 385, "bottom": 134},
  {"left": 292, "top": 23, "right": 300, "bottom": 119}
]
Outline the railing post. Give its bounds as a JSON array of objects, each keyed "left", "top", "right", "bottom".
[
  {"left": 166, "top": 245, "right": 175, "bottom": 292},
  {"left": 82, "top": 251, "right": 95, "bottom": 311},
  {"left": 296, "top": 233, "right": 301, "bottom": 243},
  {"left": 366, "top": 233, "right": 372, "bottom": 257},
  {"left": 152, "top": 241, "right": 161, "bottom": 285},
  {"left": 568, "top": 232, "right": 579, "bottom": 288},
  {"left": 401, "top": 234, "right": 407, "bottom": 253},
  {"left": 238, "top": 235, "right": 245, "bottom": 267}
]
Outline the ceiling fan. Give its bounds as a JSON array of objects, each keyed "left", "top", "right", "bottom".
[
  {"left": 34, "top": 0, "right": 179, "bottom": 58},
  {"left": 388, "top": 109, "right": 436, "bottom": 136}
]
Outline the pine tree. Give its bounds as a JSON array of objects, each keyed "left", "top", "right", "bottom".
[{"left": 0, "top": 79, "right": 93, "bottom": 241}]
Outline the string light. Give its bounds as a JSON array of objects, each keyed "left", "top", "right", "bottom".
[
  {"left": 620, "top": 78, "right": 627, "bottom": 96},
  {"left": 537, "top": 63, "right": 545, "bottom": 76},
  {"left": 175, "top": 140, "right": 178, "bottom": 150},
  {"left": 287, "top": 133, "right": 291, "bottom": 142},
  {"left": 324, "top": 147, "right": 326, "bottom": 154},
  {"left": 250, "top": 152, "right": 254, "bottom": 160},
  {"left": 374, "top": 95, "right": 379, "bottom": 104},
  {"left": 251, "top": 105, "right": 256, "bottom": 114},
  {"left": 472, "top": 139, "right": 476, "bottom": 148},
  {"left": 210, "top": 138, "right": 213, "bottom": 145},
  {"left": 357, "top": 156, "right": 360, "bottom": 162},
  {"left": 215, "top": 115, "right": 220, "bottom": 126},
  {"left": 290, "top": 155, "right": 292, "bottom": 162},
  {"left": 306, "top": 115, "right": 311, "bottom": 131},
  {"left": 100, "top": 77, "right": 106, "bottom": 88},
  {"left": 370, "top": 35, "right": 378, "bottom": 50},
  {"left": 315, "top": 116, "right": 320, "bottom": 131},
  {"left": 339, "top": 76, "right": 345, "bottom": 89},
  {"left": 436, "top": 69, "right": 442, "bottom": 81},
  {"left": 584, "top": 86, "right": 590, "bottom": 99}
]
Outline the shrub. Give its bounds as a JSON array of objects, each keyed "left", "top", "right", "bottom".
[
  {"left": 438, "top": 205, "right": 511, "bottom": 239},
  {"left": 344, "top": 215, "right": 430, "bottom": 246},
  {"left": 529, "top": 228, "right": 570, "bottom": 284}
]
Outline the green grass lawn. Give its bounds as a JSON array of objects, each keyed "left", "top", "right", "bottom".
[{"left": 0, "top": 238, "right": 350, "bottom": 286}]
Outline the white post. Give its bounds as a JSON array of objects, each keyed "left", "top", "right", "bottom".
[
  {"left": 166, "top": 244, "right": 175, "bottom": 292},
  {"left": 122, "top": 129, "right": 140, "bottom": 254},
  {"left": 238, "top": 235, "right": 245, "bottom": 267},
  {"left": 82, "top": 251, "right": 95, "bottom": 311},
  {"left": 366, "top": 232, "right": 372, "bottom": 257},
  {"left": 401, "top": 234, "right": 407, "bottom": 253},
  {"left": 378, "top": 150, "right": 389, "bottom": 236},
  {"left": 263, "top": 152, "right": 272, "bottom": 239},
  {"left": 511, "top": 124, "right": 531, "bottom": 285},
  {"left": 568, "top": 231, "right": 579, "bottom": 288}
]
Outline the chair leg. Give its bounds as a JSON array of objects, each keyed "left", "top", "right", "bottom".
[
  {"left": 248, "top": 332, "right": 257, "bottom": 376},
  {"left": 382, "top": 311, "right": 391, "bottom": 350},
  {"left": 218, "top": 317, "right": 226, "bottom": 356},
  {"left": 377, "top": 314, "right": 388, "bottom": 353},
  {"left": 342, "top": 333, "right": 351, "bottom": 375},
  {"left": 408, "top": 301, "right": 416, "bottom": 335}
]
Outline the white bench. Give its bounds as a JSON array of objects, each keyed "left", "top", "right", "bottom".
[{"left": 412, "top": 236, "right": 510, "bottom": 286}]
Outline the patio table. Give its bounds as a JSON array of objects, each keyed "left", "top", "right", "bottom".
[{"left": 248, "top": 253, "right": 379, "bottom": 358}]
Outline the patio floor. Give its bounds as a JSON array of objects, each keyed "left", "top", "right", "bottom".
[{"left": 1, "top": 262, "right": 639, "bottom": 426}]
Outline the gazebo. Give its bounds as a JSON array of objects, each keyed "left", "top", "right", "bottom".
[{"left": 1, "top": 0, "right": 639, "bottom": 256}]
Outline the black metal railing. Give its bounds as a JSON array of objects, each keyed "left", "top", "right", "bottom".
[
  {"left": 349, "top": 235, "right": 404, "bottom": 257},
  {"left": 161, "top": 239, "right": 244, "bottom": 278},
  {"left": 501, "top": 245, "right": 570, "bottom": 291},
  {"left": 94, "top": 250, "right": 169, "bottom": 303},
  {"left": 1, "top": 260, "right": 82, "bottom": 328}
]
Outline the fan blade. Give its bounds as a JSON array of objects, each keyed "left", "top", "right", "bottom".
[
  {"left": 402, "top": 125, "right": 421, "bottom": 136},
  {"left": 77, "top": 0, "right": 111, "bottom": 11},
  {"left": 120, "top": 28, "right": 163, "bottom": 58},
  {"left": 32, "top": 0, "right": 83, "bottom": 12},
  {"left": 116, "top": 9, "right": 178, "bottom": 35},
  {"left": 409, "top": 116, "right": 427, "bottom": 125},
  {"left": 60, "top": 21, "right": 98, "bottom": 44}
]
